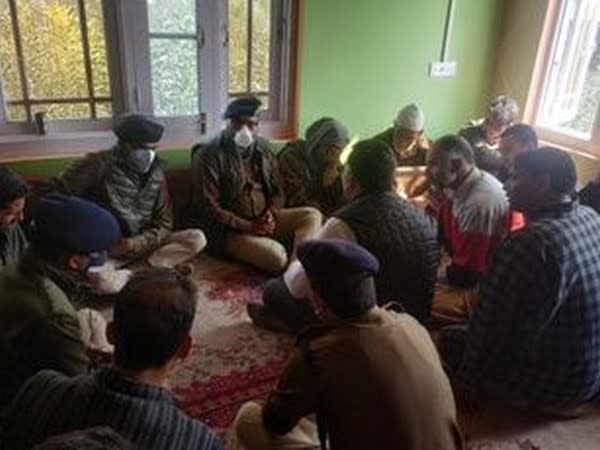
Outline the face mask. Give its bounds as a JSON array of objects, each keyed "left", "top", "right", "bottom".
[
  {"left": 234, "top": 125, "right": 254, "bottom": 149},
  {"left": 85, "top": 251, "right": 108, "bottom": 273},
  {"left": 128, "top": 149, "right": 156, "bottom": 173}
]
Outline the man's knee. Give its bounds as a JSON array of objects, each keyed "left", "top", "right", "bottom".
[
  {"left": 261, "top": 246, "right": 289, "bottom": 275},
  {"left": 297, "top": 207, "right": 323, "bottom": 228},
  {"left": 185, "top": 229, "right": 207, "bottom": 254},
  {"left": 234, "top": 401, "right": 264, "bottom": 446}
]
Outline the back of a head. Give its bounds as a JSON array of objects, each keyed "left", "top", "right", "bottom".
[
  {"left": 0, "top": 165, "right": 29, "bottom": 210},
  {"left": 514, "top": 146, "right": 577, "bottom": 196},
  {"left": 347, "top": 139, "right": 396, "bottom": 193},
  {"left": 113, "top": 268, "right": 197, "bottom": 371},
  {"left": 487, "top": 95, "right": 519, "bottom": 126},
  {"left": 33, "top": 427, "right": 133, "bottom": 450},
  {"left": 433, "top": 134, "right": 475, "bottom": 165},
  {"left": 501, "top": 124, "right": 538, "bottom": 152}
]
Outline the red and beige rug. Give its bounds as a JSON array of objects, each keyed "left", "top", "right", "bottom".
[{"left": 170, "top": 254, "right": 600, "bottom": 449}]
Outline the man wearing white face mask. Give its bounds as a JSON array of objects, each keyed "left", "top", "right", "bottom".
[
  {"left": 191, "top": 96, "right": 322, "bottom": 275},
  {"left": 57, "top": 114, "right": 206, "bottom": 273}
]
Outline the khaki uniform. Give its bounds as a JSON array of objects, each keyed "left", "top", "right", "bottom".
[
  {"left": 236, "top": 307, "right": 463, "bottom": 450},
  {"left": 191, "top": 132, "right": 321, "bottom": 274}
]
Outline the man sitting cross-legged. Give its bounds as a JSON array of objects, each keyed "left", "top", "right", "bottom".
[
  {"left": 278, "top": 117, "right": 350, "bottom": 215},
  {"left": 3, "top": 268, "right": 222, "bottom": 450},
  {"left": 56, "top": 114, "right": 206, "bottom": 270},
  {"left": 439, "top": 148, "right": 600, "bottom": 415},
  {"left": 0, "top": 194, "right": 121, "bottom": 416},
  {"left": 190, "top": 96, "right": 321, "bottom": 275},
  {"left": 249, "top": 139, "right": 440, "bottom": 333},
  {"left": 427, "top": 135, "right": 510, "bottom": 325},
  {"left": 236, "top": 240, "right": 462, "bottom": 450}
]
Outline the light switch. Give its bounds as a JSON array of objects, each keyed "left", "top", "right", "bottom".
[{"left": 429, "top": 61, "right": 457, "bottom": 78}]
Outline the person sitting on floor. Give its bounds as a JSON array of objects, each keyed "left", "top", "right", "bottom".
[
  {"left": 373, "top": 103, "right": 431, "bottom": 197},
  {"left": 0, "top": 166, "right": 29, "bottom": 270},
  {"left": 439, "top": 147, "right": 600, "bottom": 416},
  {"left": 3, "top": 268, "right": 223, "bottom": 450},
  {"left": 0, "top": 194, "right": 121, "bottom": 416},
  {"left": 278, "top": 117, "right": 349, "bottom": 215},
  {"left": 459, "top": 95, "right": 519, "bottom": 176},
  {"left": 427, "top": 135, "right": 510, "bottom": 325},
  {"left": 496, "top": 123, "right": 538, "bottom": 183},
  {"left": 249, "top": 139, "right": 440, "bottom": 333},
  {"left": 190, "top": 96, "right": 321, "bottom": 275},
  {"left": 235, "top": 240, "right": 462, "bottom": 450},
  {"left": 56, "top": 114, "right": 206, "bottom": 269}
]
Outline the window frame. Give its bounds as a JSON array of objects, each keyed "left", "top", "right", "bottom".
[
  {"left": 0, "top": 0, "right": 299, "bottom": 157},
  {"left": 525, "top": 0, "right": 600, "bottom": 155}
]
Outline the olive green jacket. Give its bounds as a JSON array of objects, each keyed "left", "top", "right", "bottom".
[
  {"left": 56, "top": 147, "right": 173, "bottom": 258},
  {"left": 0, "top": 223, "right": 28, "bottom": 270},
  {"left": 0, "top": 253, "right": 88, "bottom": 415}
]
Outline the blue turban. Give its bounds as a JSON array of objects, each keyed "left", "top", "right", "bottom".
[
  {"left": 35, "top": 194, "right": 121, "bottom": 254},
  {"left": 298, "top": 239, "right": 380, "bottom": 318}
]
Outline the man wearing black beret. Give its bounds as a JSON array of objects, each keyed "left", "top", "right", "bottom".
[
  {"left": 235, "top": 239, "right": 462, "bottom": 450},
  {"left": 190, "top": 96, "right": 321, "bottom": 274},
  {"left": 56, "top": 114, "right": 206, "bottom": 272},
  {"left": 0, "top": 194, "right": 121, "bottom": 415}
]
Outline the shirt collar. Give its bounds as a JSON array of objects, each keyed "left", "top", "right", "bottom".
[
  {"left": 449, "top": 167, "right": 483, "bottom": 200},
  {"left": 95, "top": 367, "right": 176, "bottom": 404},
  {"left": 526, "top": 200, "right": 576, "bottom": 222}
]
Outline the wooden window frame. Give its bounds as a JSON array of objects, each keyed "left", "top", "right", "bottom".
[
  {"left": 0, "top": 0, "right": 300, "bottom": 160},
  {"left": 525, "top": 0, "right": 600, "bottom": 156}
]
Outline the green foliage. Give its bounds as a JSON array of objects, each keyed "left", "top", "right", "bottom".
[
  {"left": 0, "top": 0, "right": 272, "bottom": 121},
  {"left": 0, "top": 0, "right": 110, "bottom": 121}
]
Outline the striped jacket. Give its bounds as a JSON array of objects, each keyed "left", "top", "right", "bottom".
[{"left": 2, "top": 368, "right": 222, "bottom": 450}]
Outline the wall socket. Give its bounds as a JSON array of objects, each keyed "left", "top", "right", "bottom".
[{"left": 429, "top": 61, "right": 457, "bottom": 78}]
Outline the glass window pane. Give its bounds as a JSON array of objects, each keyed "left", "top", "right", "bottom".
[
  {"left": 150, "top": 38, "right": 198, "bottom": 117},
  {"left": 16, "top": 0, "right": 88, "bottom": 99},
  {"left": 85, "top": 0, "right": 111, "bottom": 98},
  {"left": 228, "top": 0, "right": 248, "bottom": 94},
  {"left": 537, "top": 1, "right": 600, "bottom": 138},
  {"left": 96, "top": 101, "right": 112, "bottom": 119},
  {"left": 251, "top": 0, "right": 270, "bottom": 93},
  {"left": 32, "top": 102, "right": 91, "bottom": 120},
  {"left": 6, "top": 104, "right": 27, "bottom": 122},
  {"left": 0, "top": 0, "right": 23, "bottom": 101},
  {"left": 148, "top": 0, "right": 195, "bottom": 34}
]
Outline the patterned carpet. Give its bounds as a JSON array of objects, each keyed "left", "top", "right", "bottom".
[
  {"left": 168, "top": 254, "right": 600, "bottom": 449},
  {"left": 169, "top": 255, "right": 292, "bottom": 447}
]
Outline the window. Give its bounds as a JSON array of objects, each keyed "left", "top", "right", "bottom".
[
  {"left": 0, "top": 0, "right": 297, "bottom": 147},
  {"left": 0, "top": 0, "right": 112, "bottom": 126},
  {"left": 528, "top": 0, "right": 600, "bottom": 153},
  {"left": 228, "top": 0, "right": 271, "bottom": 107}
]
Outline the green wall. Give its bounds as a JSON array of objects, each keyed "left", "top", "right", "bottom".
[
  {"left": 5, "top": 149, "right": 191, "bottom": 178},
  {"left": 298, "top": 0, "right": 504, "bottom": 139}
]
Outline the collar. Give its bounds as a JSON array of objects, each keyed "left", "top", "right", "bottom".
[
  {"left": 95, "top": 367, "right": 175, "bottom": 404},
  {"left": 449, "top": 167, "right": 483, "bottom": 201},
  {"left": 526, "top": 200, "right": 576, "bottom": 222}
]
